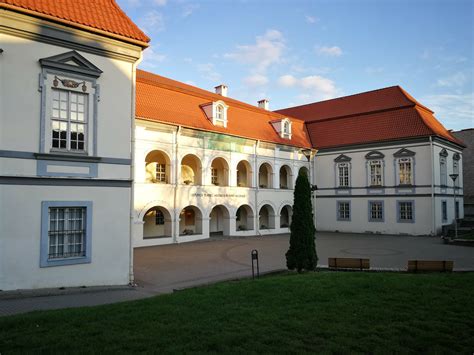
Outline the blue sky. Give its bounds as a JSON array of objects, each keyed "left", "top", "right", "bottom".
[{"left": 117, "top": 0, "right": 473, "bottom": 130}]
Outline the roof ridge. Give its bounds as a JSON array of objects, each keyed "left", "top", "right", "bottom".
[
  {"left": 396, "top": 86, "right": 434, "bottom": 113},
  {"left": 304, "top": 104, "right": 415, "bottom": 125},
  {"left": 137, "top": 69, "right": 306, "bottom": 123}
]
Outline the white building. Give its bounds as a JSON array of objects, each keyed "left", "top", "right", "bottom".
[
  {"left": 277, "top": 86, "right": 465, "bottom": 236},
  {"left": 0, "top": 1, "right": 149, "bottom": 290}
]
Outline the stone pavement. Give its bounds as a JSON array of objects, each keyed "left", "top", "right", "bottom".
[{"left": 1, "top": 232, "right": 473, "bottom": 316}]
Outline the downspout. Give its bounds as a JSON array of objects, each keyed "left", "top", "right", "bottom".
[
  {"left": 128, "top": 62, "right": 138, "bottom": 285},
  {"left": 429, "top": 135, "right": 435, "bottom": 235},
  {"left": 255, "top": 140, "right": 261, "bottom": 236},
  {"left": 173, "top": 125, "right": 182, "bottom": 243}
]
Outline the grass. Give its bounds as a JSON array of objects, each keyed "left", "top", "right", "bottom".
[{"left": 1, "top": 272, "right": 474, "bottom": 354}]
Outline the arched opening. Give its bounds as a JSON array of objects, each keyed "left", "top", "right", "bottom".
[
  {"left": 259, "top": 204, "right": 276, "bottom": 230},
  {"left": 259, "top": 163, "right": 273, "bottom": 188},
  {"left": 145, "top": 150, "right": 170, "bottom": 184},
  {"left": 298, "top": 166, "right": 309, "bottom": 179},
  {"left": 236, "top": 160, "right": 252, "bottom": 187},
  {"left": 179, "top": 205, "right": 202, "bottom": 235},
  {"left": 279, "top": 165, "right": 292, "bottom": 189},
  {"left": 181, "top": 154, "right": 202, "bottom": 185},
  {"left": 143, "top": 206, "right": 172, "bottom": 238},
  {"left": 280, "top": 205, "right": 292, "bottom": 228},
  {"left": 210, "top": 157, "right": 229, "bottom": 186},
  {"left": 209, "top": 205, "right": 231, "bottom": 236},
  {"left": 236, "top": 205, "right": 254, "bottom": 231}
]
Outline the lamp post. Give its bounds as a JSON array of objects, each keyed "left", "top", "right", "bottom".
[{"left": 449, "top": 173, "right": 459, "bottom": 239}]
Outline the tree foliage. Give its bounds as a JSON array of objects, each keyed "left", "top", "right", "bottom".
[{"left": 286, "top": 172, "right": 317, "bottom": 272}]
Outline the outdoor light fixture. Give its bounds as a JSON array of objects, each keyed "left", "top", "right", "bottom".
[{"left": 449, "top": 173, "right": 459, "bottom": 239}]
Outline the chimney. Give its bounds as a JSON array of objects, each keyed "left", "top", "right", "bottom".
[
  {"left": 215, "top": 84, "right": 228, "bottom": 97},
  {"left": 258, "top": 99, "right": 269, "bottom": 110}
]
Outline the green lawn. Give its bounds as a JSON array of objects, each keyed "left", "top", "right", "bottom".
[{"left": 1, "top": 272, "right": 474, "bottom": 354}]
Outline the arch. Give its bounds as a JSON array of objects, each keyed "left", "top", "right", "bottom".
[
  {"left": 280, "top": 205, "right": 293, "bottom": 228},
  {"left": 179, "top": 205, "right": 203, "bottom": 236},
  {"left": 259, "top": 204, "right": 276, "bottom": 230},
  {"left": 181, "top": 154, "right": 202, "bottom": 185},
  {"left": 236, "top": 160, "right": 253, "bottom": 187},
  {"left": 209, "top": 204, "right": 231, "bottom": 236},
  {"left": 142, "top": 206, "right": 172, "bottom": 239},
  {"left": 259, "top": 162, "right": 273, "bottom": 188},
  {"left": 298, "top": 166, "right": 309, "bottom": 179},
  {"left": 145, "top": 150, "right": 171, "bottom": 184},
  {"left": 210, "top": 157, "right": 229, "bottom": 186},
  {"left": 236, "top": 204, "right": 254, "bottom": 231},
  {"left": 137, "top": 199, "right": 172, "bottom": 221},
  {"left": 279, "top": 164, "right": 293, "bottom": 189}
]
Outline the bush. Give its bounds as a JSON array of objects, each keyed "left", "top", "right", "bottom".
[{"left": 285, "top": 172, "right": 317, "bottom": 272}]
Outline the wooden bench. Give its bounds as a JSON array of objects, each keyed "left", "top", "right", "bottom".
[
  {"left": 407, "top": 260, "right": 453, "bottom": 272},
  {"left": 328, "top": 257, "right": 370, "bottom": 270}
]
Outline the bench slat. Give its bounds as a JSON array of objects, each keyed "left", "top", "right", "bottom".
[
  {"left": 328, "top": 257, "right": 370, "bottom": 269},
  {"left": 407, "top": 260, "right": 453, "bottom": 272}
]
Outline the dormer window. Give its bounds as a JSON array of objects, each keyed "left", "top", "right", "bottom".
[
  {"left": 201, "top": 100, "right": 228, "bottom": 127},
  {"left": 282, "top": 120, "right": 291, "bottom": 139}
]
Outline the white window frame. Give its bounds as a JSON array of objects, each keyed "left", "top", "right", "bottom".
[
  {"left": 337, "top": 163, "right": 350, "bottom": 187},
  {"left": 369, "top": 201, "right": 384, "bottom": 222},
  {"left": 398, "top": 201, "right": 414, "bottom": 222},
  {"left": 398, "top": 158, "right": 413, "bottom": 185},
  {"left": 337, "top": 201, "right": 351, "bottom": 221},
  {"left": 369, "top": 160, "right": 383, "bottom": 186},
  {"left": 440, "top": 156, "right": 447, "bottom": 186},
  {"left": 155, "top": 163, "right": 167, "bottom": 183},
  {"left": 281, "top": 119, "right": 292, "bottom": 139},
  {"left": 212, "top": 101, "right": 228, "bottom": 127},
  {"left": 211, "top": 167, "right": 218, "bottom": 185}
]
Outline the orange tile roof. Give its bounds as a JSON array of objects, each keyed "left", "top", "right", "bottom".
[
  {"left": 276, "top": 86, "right": 464, "bottom": 149},
  {"left": 0, "top": 0, "right": 149, "bottom": 47},
  {"left": 136, "top": 69, "right": 312, "bottom": 148}
]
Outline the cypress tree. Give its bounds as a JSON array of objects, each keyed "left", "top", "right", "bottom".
[{"left": 286, "top": 172, "right": 318, "bottom": 272}]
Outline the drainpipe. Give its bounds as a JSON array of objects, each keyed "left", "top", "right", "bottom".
[
  {"left": 255, "top": 140, "right": 261, "bottom": 236},
  {"left": 128, "top": 62, "right": 137, "bottom": 285},
  {"left": 429, "top": 135, "right": 435, "bottom": 235},
  {"left": 173, "top": 125, "right": 181, "bottom": 243}
]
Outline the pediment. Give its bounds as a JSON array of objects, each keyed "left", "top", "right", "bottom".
[
  {"left": 453, "top": 153, "right": 461, "bottom": 161},
  {"left": 334, "top": 154, "right": 352, "bottom": 162},
  {"left": 393, "top": 148, "right": 416, "bottom": 158},
  {"left": 39, "top": 51, "right": 102, "bottom": 78},
  {"left": 439, "top": 148, "right": 448, "bottom": 157},
  {"left": 365, "top": 150, "right": 385, "bottom": 159}
]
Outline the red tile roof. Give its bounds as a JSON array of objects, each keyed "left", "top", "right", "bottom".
[
  {"left": 136, "top": 70, "right": 312, "bottom": 148},
  {"left": 276, "top": 86, "right": 463, "bottom": 149},
  {"left": 0, "top": 0, "right": 149, "bottom": 47}
]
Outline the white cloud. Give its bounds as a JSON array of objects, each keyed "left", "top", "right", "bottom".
[
  {"left": 140, "top": 46, "right": 166, "bottom": 69},
  {"left": 436, "top": 72, "right": 467, "bottom": 87},
  {"left": 421, "top": 93, "right": 474, "bottom": 130},
  {"left": 154, "top": 0, "right": 167, "bottom": 5},
  {"left": 197, "top": 63, "right": 221, "bottom": 83},
  {"left": 317, "top": 46, "right": 343, "bottom": 57},
  {"left": 305, "top": 15, "right": 318, "bottom": 24},
  {"left": 182, "top": 3, "right": 199, "bottom": 17},
  {"left": 224, "top": 29, "right": 285, "bottom": 73},
  {"left": 243, "top": 74, "right": 269, "bottom": 87},
  {"left": 277, "top": 74, "right": 339, "bottom": 101},
  {"left": 139, "top": 10, "right": 165, "bottom": 33}
]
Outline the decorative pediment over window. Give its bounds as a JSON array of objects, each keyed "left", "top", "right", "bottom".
[
  {"left": 453, "top": 153, "right": 461, "bottom": 161},
  {"left": 334, "top": 154, "right": 352, "bottom": 162},
  {"left": 39, "top": 51, "right": 102, "bottom": 78},
  {"left": 365, "top": 150, "right": 385, "bottom": 159},
  {"left": 439, "top": 148, "right": 449, "bottom": 157},
  {"left": 393, "top": 148, "right": 416, "bottom": 158}
]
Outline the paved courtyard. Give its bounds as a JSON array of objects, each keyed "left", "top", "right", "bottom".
[
  {"left": 134, "top": 232, "right": 474, "bottom": 293},
  {"left": 1, "top": 232, "right": 473, "bottom": 316}
]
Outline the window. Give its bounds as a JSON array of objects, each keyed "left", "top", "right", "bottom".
[
  {"left": 337, "top": 163, "right": 350, "bottom": 187},
  {"left": 442, "top": 201, "right": 447, "bottom": 222},
  {"left": 281, "top": 120, "right": 292, "bottom": 139},
  {"left": 337, "top": 201, "right": 350, "bottom": 221},
  {"left": 51, "top": 90, "right": 87, "bottom": 151},
  {"left": 398, "top": 158, "right": 412, "bottom": 185},
  {"left": 41, "top": 201, "right": 92, "bottom": 267},
  {"left": 453, "top": 159, "right": 459, "bottom": 187},
  {"left": 455, "top": 201, "right": 459, "bottom": 219},
  {"left": 440, "top": 157, "right": 447, "bottom": 186},
  {"left": 398, "top": 201, "right": 414, "bottom": 222},
  {"left": 369, "top": 160, "right": 383, "bottom": 186},
  {"left": 369, "top": 201, "right": 383, "bottom": 221},
  {"left": 155, "top": 209, "right": 165, "bottom": 225},
  {"left": 214, "top": 104, "right": 227, "bottom": 127},
  {"left": 155, "top": 163, "right": 166, "bottom": 183},
  {"left": 211, "top": 167, "right": 218, "bottom": 185}
]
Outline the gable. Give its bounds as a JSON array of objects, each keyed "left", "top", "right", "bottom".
[
  {"left": 393, "top": 148, "right": 416, "bottom": 158},
  {"left": 334, "top": 154, "right": 352, "bottom": 162},
  {"left": 39, "top": 51, "right": 102, "bottom": 78},
  {"left": 365, "top": 150, "right": 385, "bottom": 159}
]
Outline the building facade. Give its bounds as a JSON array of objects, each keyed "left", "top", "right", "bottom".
[
  {"left": 0, "top": 1, "right": 148, "bottom": 290},
  {"left": 452, "top": 129, "right": 474, "bottom": 216}
]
